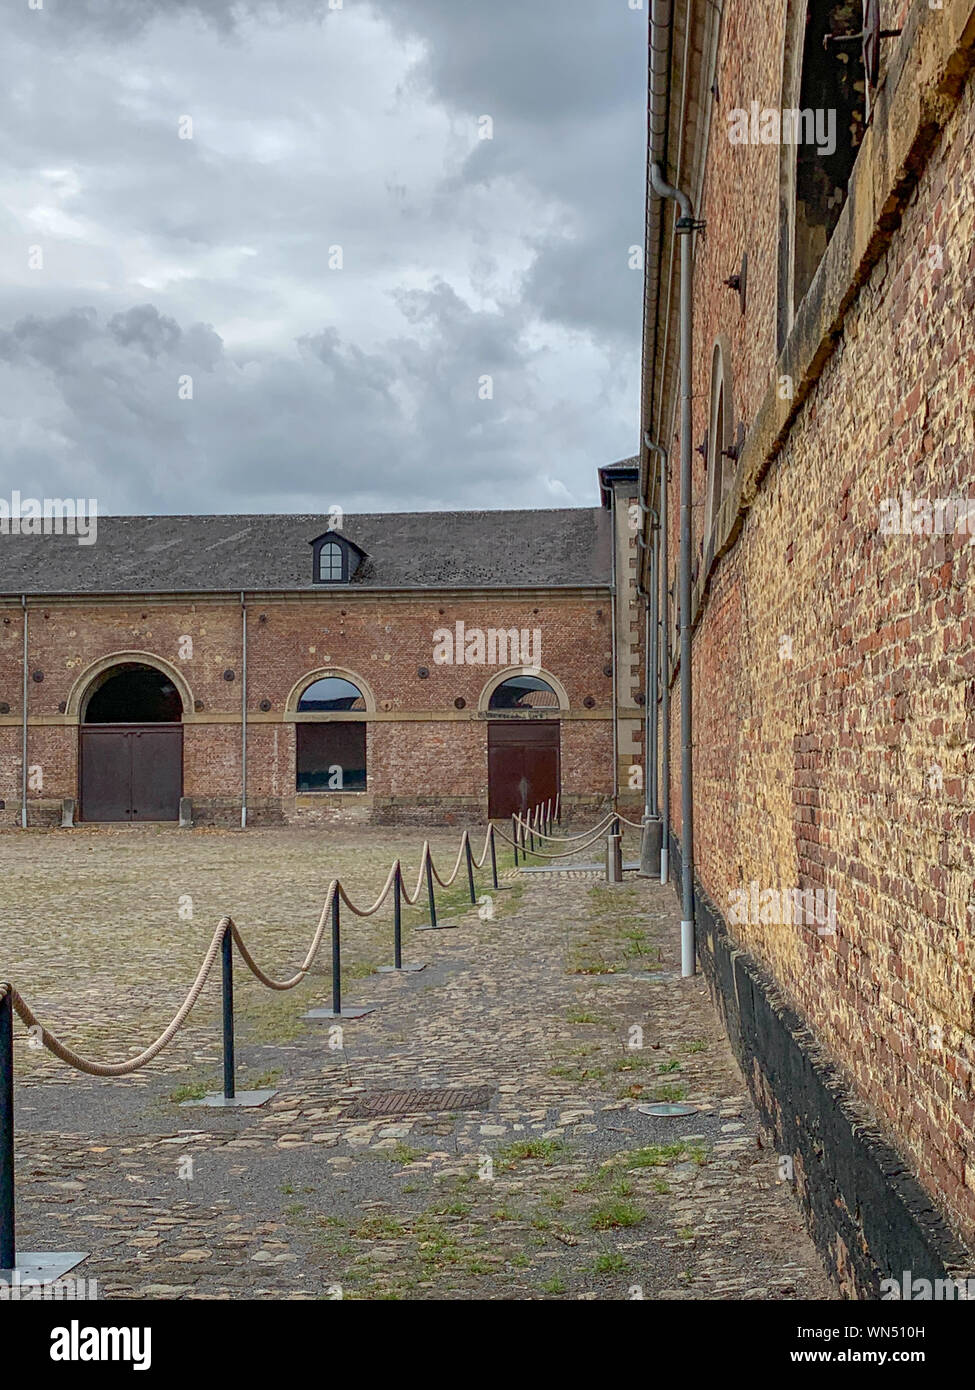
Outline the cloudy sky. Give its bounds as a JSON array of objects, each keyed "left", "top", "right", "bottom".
[{"left": 1, "top": 0, "right": 646, "bottom": 516}]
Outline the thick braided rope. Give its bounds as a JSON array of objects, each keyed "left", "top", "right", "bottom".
[
  {"left": 6, "top": 916, "right": 231, "bottom": 1076},
  {"left": 494, "top": 825, "right": 611, "bottom": 859},
  {"left": 338, "top": 860, "right": 400, "bottom": 918},
  {"left": 513, "top": 811, "right": 615, "bottom": 843},
  {"left": 431, "top": 830, "right": 470, "bottom": 888},
  {"left": 615, "top": 813, "right": 649, "bottom": 831},
  {"left": 400, "top": 842, "right": 432, "bottom": 906},
  {"left": 471, "top": 824, "right": 495, "bottom": 870},
  {"left": 231, "top": 882, "right": 338, "bottom": 990}
]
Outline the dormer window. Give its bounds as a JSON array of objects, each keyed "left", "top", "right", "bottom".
[
  {"left": 309, "top": 530, "right": 366, "bottom": 586},
  {"left": 318, "top": 541, "right": 344, "bottom": 583}
]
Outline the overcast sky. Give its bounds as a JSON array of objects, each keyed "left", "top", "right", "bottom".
[{"left": 0, "top": 0, "right": 646, "bottom": 516}]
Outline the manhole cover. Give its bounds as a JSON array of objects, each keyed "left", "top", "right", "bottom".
[
  {"left": 344, "top": 1086, "right": 493, "bottom": 1118},
  {"left": 636, "top": 1102, "right": 698, "bottom": 1117}
]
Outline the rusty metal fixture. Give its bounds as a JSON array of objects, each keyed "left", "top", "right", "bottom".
[{"left": 723, "top": 252, "right": 747, "bottom": 314}]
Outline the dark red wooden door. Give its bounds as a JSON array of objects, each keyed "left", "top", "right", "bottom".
[
  {"left": 80, "top": 725, "right": 182, "bottom": 822},
  {"left": 487, "top": 721, "right": 560, "bottom": 819}
]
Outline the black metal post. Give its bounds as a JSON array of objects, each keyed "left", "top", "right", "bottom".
[
  {"left": 331, "top": 891, "right": 342, "bottom": 1016},
  {"left": 426, "top": 848, "right": 438, "bottom": 928},
  {"left": 0, "top": 988, "right": 15, "bottom": 1271},
  {"left": 221, "top": 926, "right": 235, "bottom": 1100},
  {"left": 489, "top": 826, "right": 499, "bottom": 889},
  {"left": 393, "top": 863, "right": 403, "bottom": 970},
  {"left": 528, "top": 811, "right": 534, "bottom": 854},
  {"left": 512, "top": 815, "right": 519, "bottom": 868},
  {"left": 465, "top": 836, "right": 476, "bottom": 905}
]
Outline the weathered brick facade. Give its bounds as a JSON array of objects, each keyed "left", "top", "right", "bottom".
[
  {"left": 642, "top": 0, "right": 975, "bottom": 1288},
  {"left": 0, "top": 481, "right": 644, "bottom": 826}
]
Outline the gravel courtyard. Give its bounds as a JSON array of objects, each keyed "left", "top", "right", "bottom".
[{"left": 0, "top": 823, "right": 834, "bottom": 1300}]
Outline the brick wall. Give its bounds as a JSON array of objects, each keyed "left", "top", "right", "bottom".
[
  {"left": 0, "top": 590, "right": 619, "bottom": 825},
  {"left": 656, "top": 2, "right": 975, "bottom": 1256}
]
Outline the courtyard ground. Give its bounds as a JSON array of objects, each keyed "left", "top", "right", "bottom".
[{"left": 0, "top": 823, "right": 834, "bottom": 1300}]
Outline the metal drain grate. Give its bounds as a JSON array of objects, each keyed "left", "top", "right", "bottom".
[{"left": 344, "top": 1085, "right": 493, "bottom": 1118}]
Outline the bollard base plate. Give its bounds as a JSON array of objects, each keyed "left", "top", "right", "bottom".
[
  {"left": 1, "top": 1252, "right": 88, "bottom": 1284},
  {"left": 181, "top": 1088, "right": 278, "bottom": 1109},
  {"left": 304, "top": 1005, "right": 377, "bottom": 1019},
  {"left": 376, "top": 962, "right": 426, "bottom": 973}
]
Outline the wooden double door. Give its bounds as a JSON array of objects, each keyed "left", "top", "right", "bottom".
[
  {"left": 79, "top": 724, "right": 183, "bottom": 822},
  {"left": 487, "top": 721, "right": 560, "bottom": 819}
]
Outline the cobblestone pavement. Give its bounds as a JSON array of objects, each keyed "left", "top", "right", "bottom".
[{"left": 1, "top": 825, "right": 835, "bottom": 1300}]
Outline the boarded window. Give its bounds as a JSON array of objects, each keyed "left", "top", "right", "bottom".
[{"left": 296, "top": 722, "right": 366, "bottom": 792}]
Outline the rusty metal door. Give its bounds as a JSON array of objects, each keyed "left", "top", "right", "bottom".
[
  {"left": 487, "top": 721, "right": 560, "bottom": 819},
  {"left": 80, "top": 724, "right": 182, "bottom": 822}
]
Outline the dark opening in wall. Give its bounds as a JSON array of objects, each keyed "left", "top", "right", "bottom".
[{"left": 793, "top": 0, "right": 866, "bottom": 310}]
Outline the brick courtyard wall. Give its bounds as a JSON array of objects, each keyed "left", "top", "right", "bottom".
[
  {"left": 656, "top": 1, "right": 975, "bottom": 1259},
  {"left": 0, "top": 590, "right": 617, "bottom": 826}
]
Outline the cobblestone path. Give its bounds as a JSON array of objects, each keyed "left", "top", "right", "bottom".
[{"left": 1, "top": 826, "right": 835, "bottom": 1300}]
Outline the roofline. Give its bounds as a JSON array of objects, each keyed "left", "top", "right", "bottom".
[{"left": 1, "top": 583, "right": 614, "bottom": 603}]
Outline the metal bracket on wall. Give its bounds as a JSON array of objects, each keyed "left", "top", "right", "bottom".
[{"left": 723, "top": 252, "right": 747, "bottom": 315}]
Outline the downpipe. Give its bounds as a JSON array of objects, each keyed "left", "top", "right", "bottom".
[
  {"left": 646, "top": 441, "right": 670, "bottom": 890},
  {"left": 650, "top": 161, "right": 696, "bottom": 979}
]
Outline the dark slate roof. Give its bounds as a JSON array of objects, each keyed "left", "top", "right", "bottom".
[{"left": 0, "top": 508, "right": 612, "bottom": 596}]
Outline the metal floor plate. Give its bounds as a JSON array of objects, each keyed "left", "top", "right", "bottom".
[{"left": 344, "top": 1085, "right": 493, "bottom": 1118}]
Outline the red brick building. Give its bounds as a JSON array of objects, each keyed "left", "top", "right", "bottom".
[
  {"left": 639, "top": 0, "right": 975, "bottom": 1293},
  {"left": 0, "top": 463, "right": 644, "bottom": 827}
]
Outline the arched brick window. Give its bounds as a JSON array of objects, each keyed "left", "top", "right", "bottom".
[{"left": 295, "top": 675, "right": 367, "bottom": 791}]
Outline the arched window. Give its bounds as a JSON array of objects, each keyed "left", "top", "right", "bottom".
[
  {"left": 488, "top": 676, "right": 560, "bottom": 711},
  {"left": 297, "top": 677, "right": 366, "bottom": 712},
  {"left": 295, "top": 675, "right": 367, "bottom": 792},
  {"left": 83, "top": 664, "right": 183, "bottom": 723},
  {"left": 317, "top": 542, "right": 344, "bottom": 583},
  {"left": 309, "top": 531, "right": 365, "bottom": 585}
]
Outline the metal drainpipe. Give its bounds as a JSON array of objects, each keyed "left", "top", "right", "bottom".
[
  {"left": 648, "top": 509, "right": 659, "bottom": 820},
  {"left": 610, "top": 489, "right": 618, "bottom": 806},
  {"left": 240, "top": 592, "right": 247, "bottom": 829},
  {"left": 20, "top": 596, "right": 28, "bottom": 829},
  {"left": 649, "top": 161, "right": 696, "bottom": 978},
  {"left": 656, "top": 444, "right": 671, "bottom": 889}
]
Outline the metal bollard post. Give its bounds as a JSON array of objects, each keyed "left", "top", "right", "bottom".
[
  {"left": 511, "top": 815, "right": 519, "bottom": 868},
  {"left": 528, "top": 812, "right": 534, "bottom": 854},
  {"left": 465, "top": 835, "right": 476, "bottom": 905},
  {"left": 426, "top": 848, "right": 438, "bottom": 928},
  {"left": 606, "top": 832, "right": 623, "bottom": 884},
  {"left": 221, "top": 924, "right": 235, "bottom": 1101},
  {"left": 331, "top": 891, "right": 342, "bottom": 1016},
  {"left": 393, "top": 863, "right": 403, "bottom": 970},
  {"left": 489, "top": 826, "right": 499, "bottom": 889},
  {"left": 0, "top": 987, "right": 15, "bottom": 1271}
]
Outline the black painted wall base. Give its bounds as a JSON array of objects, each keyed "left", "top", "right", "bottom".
[{"left": 667, "top": 831, "right": 974, "bottom": 1299}]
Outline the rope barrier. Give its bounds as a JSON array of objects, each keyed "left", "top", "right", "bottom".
[
  {"left": 512, "top": 811, "right": 616, "bottom": 843},
  {"left": 494, "top": 824, "right": 611, "bottom": 859},
  {"left": 431, "top": 830, "right": 470, "bottom": 888},
  {"left": 7, "top": 916, "right": 231, "bottom": 1077}
]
